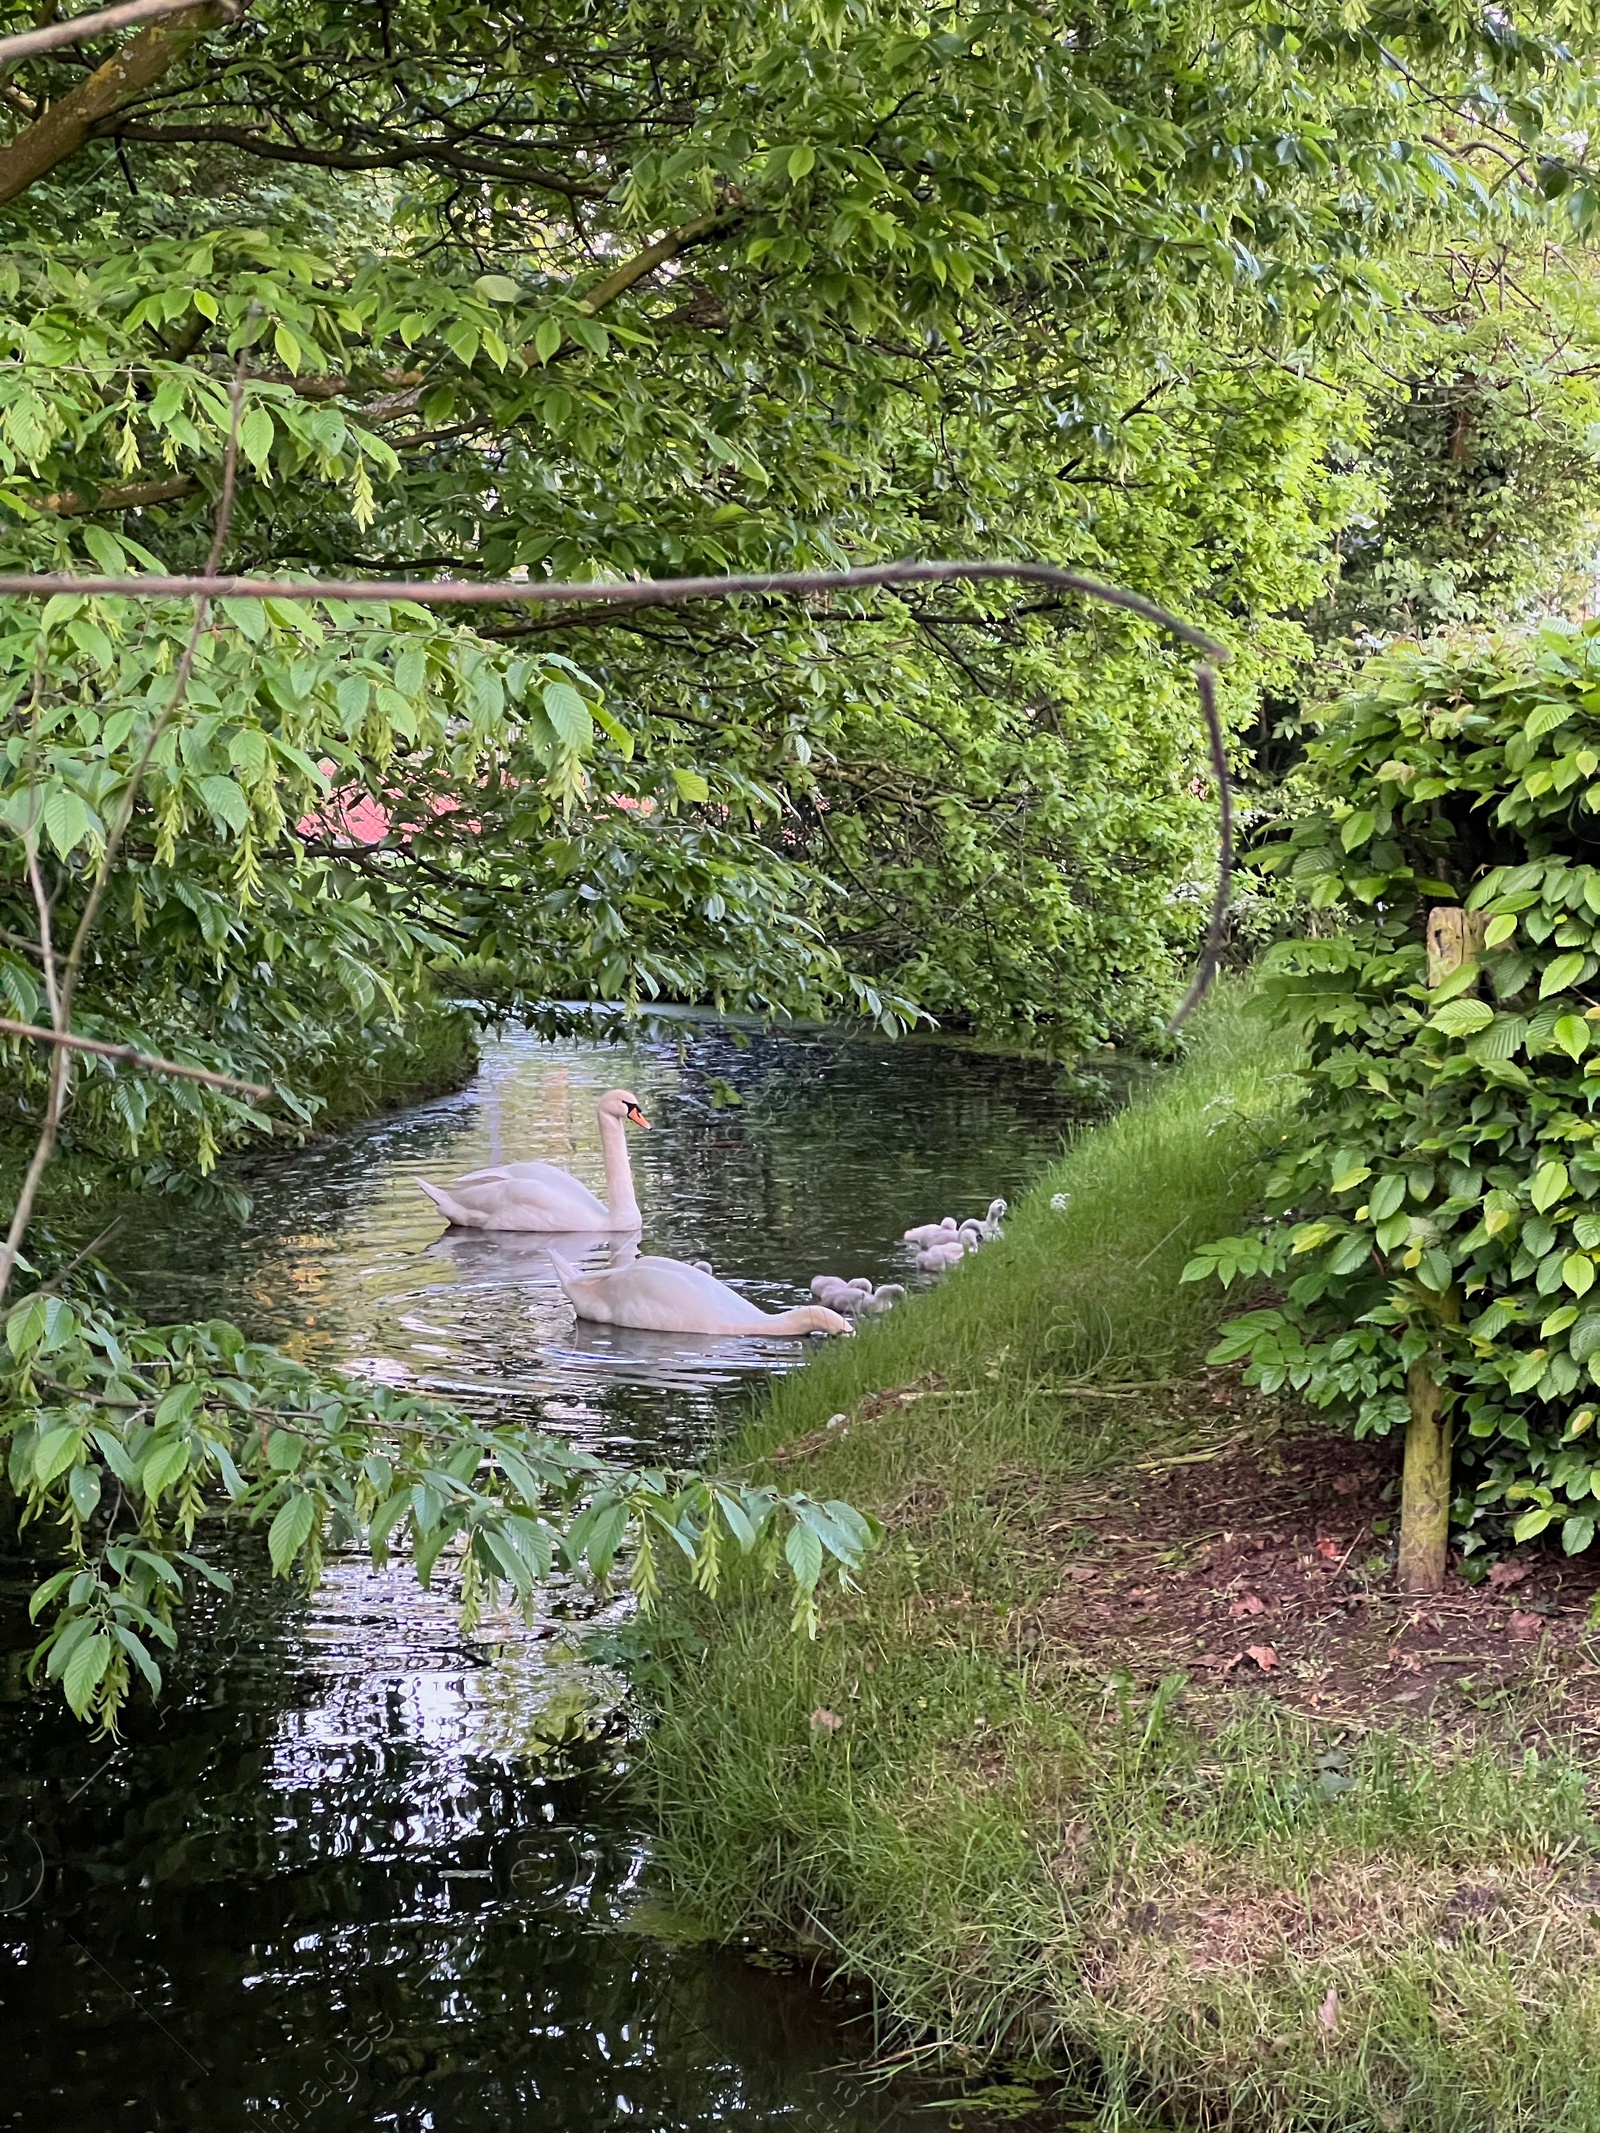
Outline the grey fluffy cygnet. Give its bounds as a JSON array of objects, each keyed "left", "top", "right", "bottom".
[
  {"left": 810, "top": 1274, "right": 903, "bottom": 1317},
  {"left": 858, "top": 1283, "right": 905, "bottom": 1318}
]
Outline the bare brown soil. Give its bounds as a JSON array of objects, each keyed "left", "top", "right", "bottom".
[{"left": 1008, "top": 1379, "right": 1600, "bottom": 1735}]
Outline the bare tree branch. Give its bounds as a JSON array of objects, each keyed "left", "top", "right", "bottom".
[
  {"left": 25, "top": 473, "right": 197, "bottom": 517},
  {"left": 0, "top": 558, "right": 1229, "bottom": 655},
  {"left": 0, "top": 1016, "right": 272, "bottom": 1096},
  {"left": 1168, "top": 663, "right": 1233, "bottom": 1030},
  {"left": 106, "top": 119, "right": 607, "bottom": 198},
  {"left": 0, "top": 0, "right": 237, "bottom": 63}
]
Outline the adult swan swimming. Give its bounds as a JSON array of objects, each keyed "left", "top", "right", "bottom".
[
  {"left": 548, "top": 1252, "right": 851, "bottom": 1338},
  {"left": 417, "top": 1089, "right": 649, "bottom": 1231}
]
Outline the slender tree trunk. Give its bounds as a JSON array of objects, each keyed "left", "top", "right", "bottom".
[
  {"left": 1392, "top": 904, "right": 1481, "bottom": 1597},
  {"left": 1399, "top": 1360, "right": 1451, "bottom": 1594}
]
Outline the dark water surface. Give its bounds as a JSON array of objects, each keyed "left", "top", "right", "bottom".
[{"left": 1, "top": 1020, "right": 1091, "bottom": 2133}]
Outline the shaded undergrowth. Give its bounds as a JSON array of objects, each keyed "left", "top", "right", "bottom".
[{"left": 640, "top": 994, "right": 1600, "bottom": 2133}]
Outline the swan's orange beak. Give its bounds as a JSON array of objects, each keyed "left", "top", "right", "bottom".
[{"left": 626, "top": 1103, "right": 651, "bottom": 1129}]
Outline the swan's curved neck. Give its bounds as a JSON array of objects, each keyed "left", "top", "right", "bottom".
[
  {"left": 764, "top": 1306, "right": 831, "bottom": 1336},
  {"left": 597, "top": 1107, "right": 640, "bottom": 1224}
]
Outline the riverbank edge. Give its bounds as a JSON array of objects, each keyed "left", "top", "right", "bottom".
[{"left": 639, "top": 994, "right": 1600, "bottom": 2133}]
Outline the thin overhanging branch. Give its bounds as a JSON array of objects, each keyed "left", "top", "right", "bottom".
[
  {"left": 0, "top": 1016, "right": 272, "bottom": 1096},
  {"left": 0, "top": 0, "right": 239, "bottom": 62}
]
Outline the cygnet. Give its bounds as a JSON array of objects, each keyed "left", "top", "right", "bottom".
[
  {"left": 903, "top": 1217, "right": 959, "bottom": 1249},
  {"left": 858, "top": 1283, "right": 905, "bottom": 1317},
  {"left": 811, "top": 1274, "right": 872, "bottom": 1315}
]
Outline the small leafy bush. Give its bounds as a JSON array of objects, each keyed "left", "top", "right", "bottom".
[{"left": 1186, "top": 623, "right": 1600, "bottom": 1555}]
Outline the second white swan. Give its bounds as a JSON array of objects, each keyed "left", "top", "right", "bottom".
[{"left": 548, "top": 1251, "right": 851, "bottom": 1337}]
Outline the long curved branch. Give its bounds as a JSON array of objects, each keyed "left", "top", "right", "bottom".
[{"left": 0, "top": 555, "right": 1235, "bottom": 1030}]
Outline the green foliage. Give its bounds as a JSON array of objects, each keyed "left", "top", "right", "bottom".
[
  {"left": 1188, "top": 625, "right": 1600, "bottom": 1551},
  {"left": 5, "top": 1, "right": 1600, "bottom": 1045},
  {"left": 2, "top": 1279, "right": 876, "bottom": 1727},
  {"left": 1311, "top": 246, "right": 1600, "bottom": 651}
]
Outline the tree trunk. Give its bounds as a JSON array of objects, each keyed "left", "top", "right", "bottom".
[
  {"left": 0, "top": 2, "right": 235, "bottom": 205},
  {"left": 1399, "top": 1360, "right": 1451, "bottom": 1594}
]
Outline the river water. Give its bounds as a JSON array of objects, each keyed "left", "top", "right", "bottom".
[{"left": 1, "top": 1019, "right": 1088, "bottom": 2132}]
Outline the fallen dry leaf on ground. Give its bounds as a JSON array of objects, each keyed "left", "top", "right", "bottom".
[
  {"left": 809, "top": 1708, "right": 843, "bottom": 1732},
  {"left": 1229, "top": 1593, "right": 1265, "bottom": 1619},
  {"left": 1318, "top": 1985, "right": 1339, "bottom": 2033},
  {"left": 1245, "top": 1644, "right": 1279, "bottom": 1672},
  {"left": 1487, "top": 1558, "right": 1532, "bottom": 1591},
  {"left": 1507, "top": 1612, "right": 1544, "bottom": 1639}
]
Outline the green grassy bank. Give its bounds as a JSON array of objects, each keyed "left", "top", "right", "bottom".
[{"left": 641, "top": 996, "right": 1600, "bottom": 2133}]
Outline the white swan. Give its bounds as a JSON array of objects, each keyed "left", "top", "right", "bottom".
[
  {"left": 549, "top": 1251, "right": 850, "bottom": 1338},
  {"left": 978, "top": 1197, "right": 1008, "bottom": 1237},
  {"left": 904, "top": 1217, "right": 958, "bottom": 1248},
  {"left": 417, "top": 1089, "right": 649, "bottom": 1231}
]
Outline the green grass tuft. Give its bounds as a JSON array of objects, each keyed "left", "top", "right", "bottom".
[{"left": 640, "top": 990, "right": 1600, "bottom": 2133}]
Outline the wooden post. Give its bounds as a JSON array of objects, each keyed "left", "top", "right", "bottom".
[
  {"left": 1393, "top": 906, "right": 1481, "bottom": 1596},
  {"left": 1426, "top": 905, "right": 1489, "bottom": 990},
  {"left": 1399, "top": 1361, "right": 1451, "bottom": 1593}
]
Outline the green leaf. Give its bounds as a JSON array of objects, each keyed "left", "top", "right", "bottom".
[
  {"left": 238, "top": 404, "right": 275, "bottom": 475},
  {"left": 197, "top": 775, "right": 249, "bottom": 835},
  {"left": 1567, "top": 1253, "right": 1597, "bottom": 1297},
  {"left": 1430, "top": 998, "right": 1493, "bottom": 1037},
  {"left": 474, "top": 274, "right": 521, "bottom": 302},
  {"left": 784, "top": 1518, "right": 824, "bottom": 1591},
  {"left": 42, "top": 785, "right": 93, "bottom": 859},
  {"left": 1369, "top": 1174, "right": 1408, "bottom": 1221},
  {"left": 62, "top": 1631, "right": 112, "bottom": 1717},
  {"left": 113, "top": 1623, "right": 162, "bottom": 1696},
  {"left": 1512, "top": 1504, "right": 1558, "bottom": 1542},
  {"left": 1484, "top": 912, "right": 1518, "bottom": 949},
  {"left": 68, "top": 1463, "right": 101, "bottom": 1521},
  {"left": 33, "top": 1424, "right": 83, "bottom": 1486},
  {"left": 1555, "top": 1014, "right": 1591, "bottom": 1059},
  {"left": 786, "top": 144, "right": 817, "bottom": 179},
  {"left": 139, "top": 1436, "right": 190, "bottom": 1498},
  {"left": 1532, "top": 1161, "right": 1571, "bottom": 1213},
  {"left": 533, "top": 317, "right": 563, "bottom": 364},
  {"left": 268, "top": 1492, "right": 317, "bottom": 1576},
  {"left": 542, "top": 679, "right": 593, "bottom": 751},
  {"left": 228, "top": 728, "right": 270, "bottom": 781},
  {"left": 1541, "top": 950, "right": 1588, "bottom": 998},
  {"left": 672, "top": 767, "right": 710, "bottom": 803},
  {"left": 1327, "top": 1232, "right": 1373, "bottom": 1276}
]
